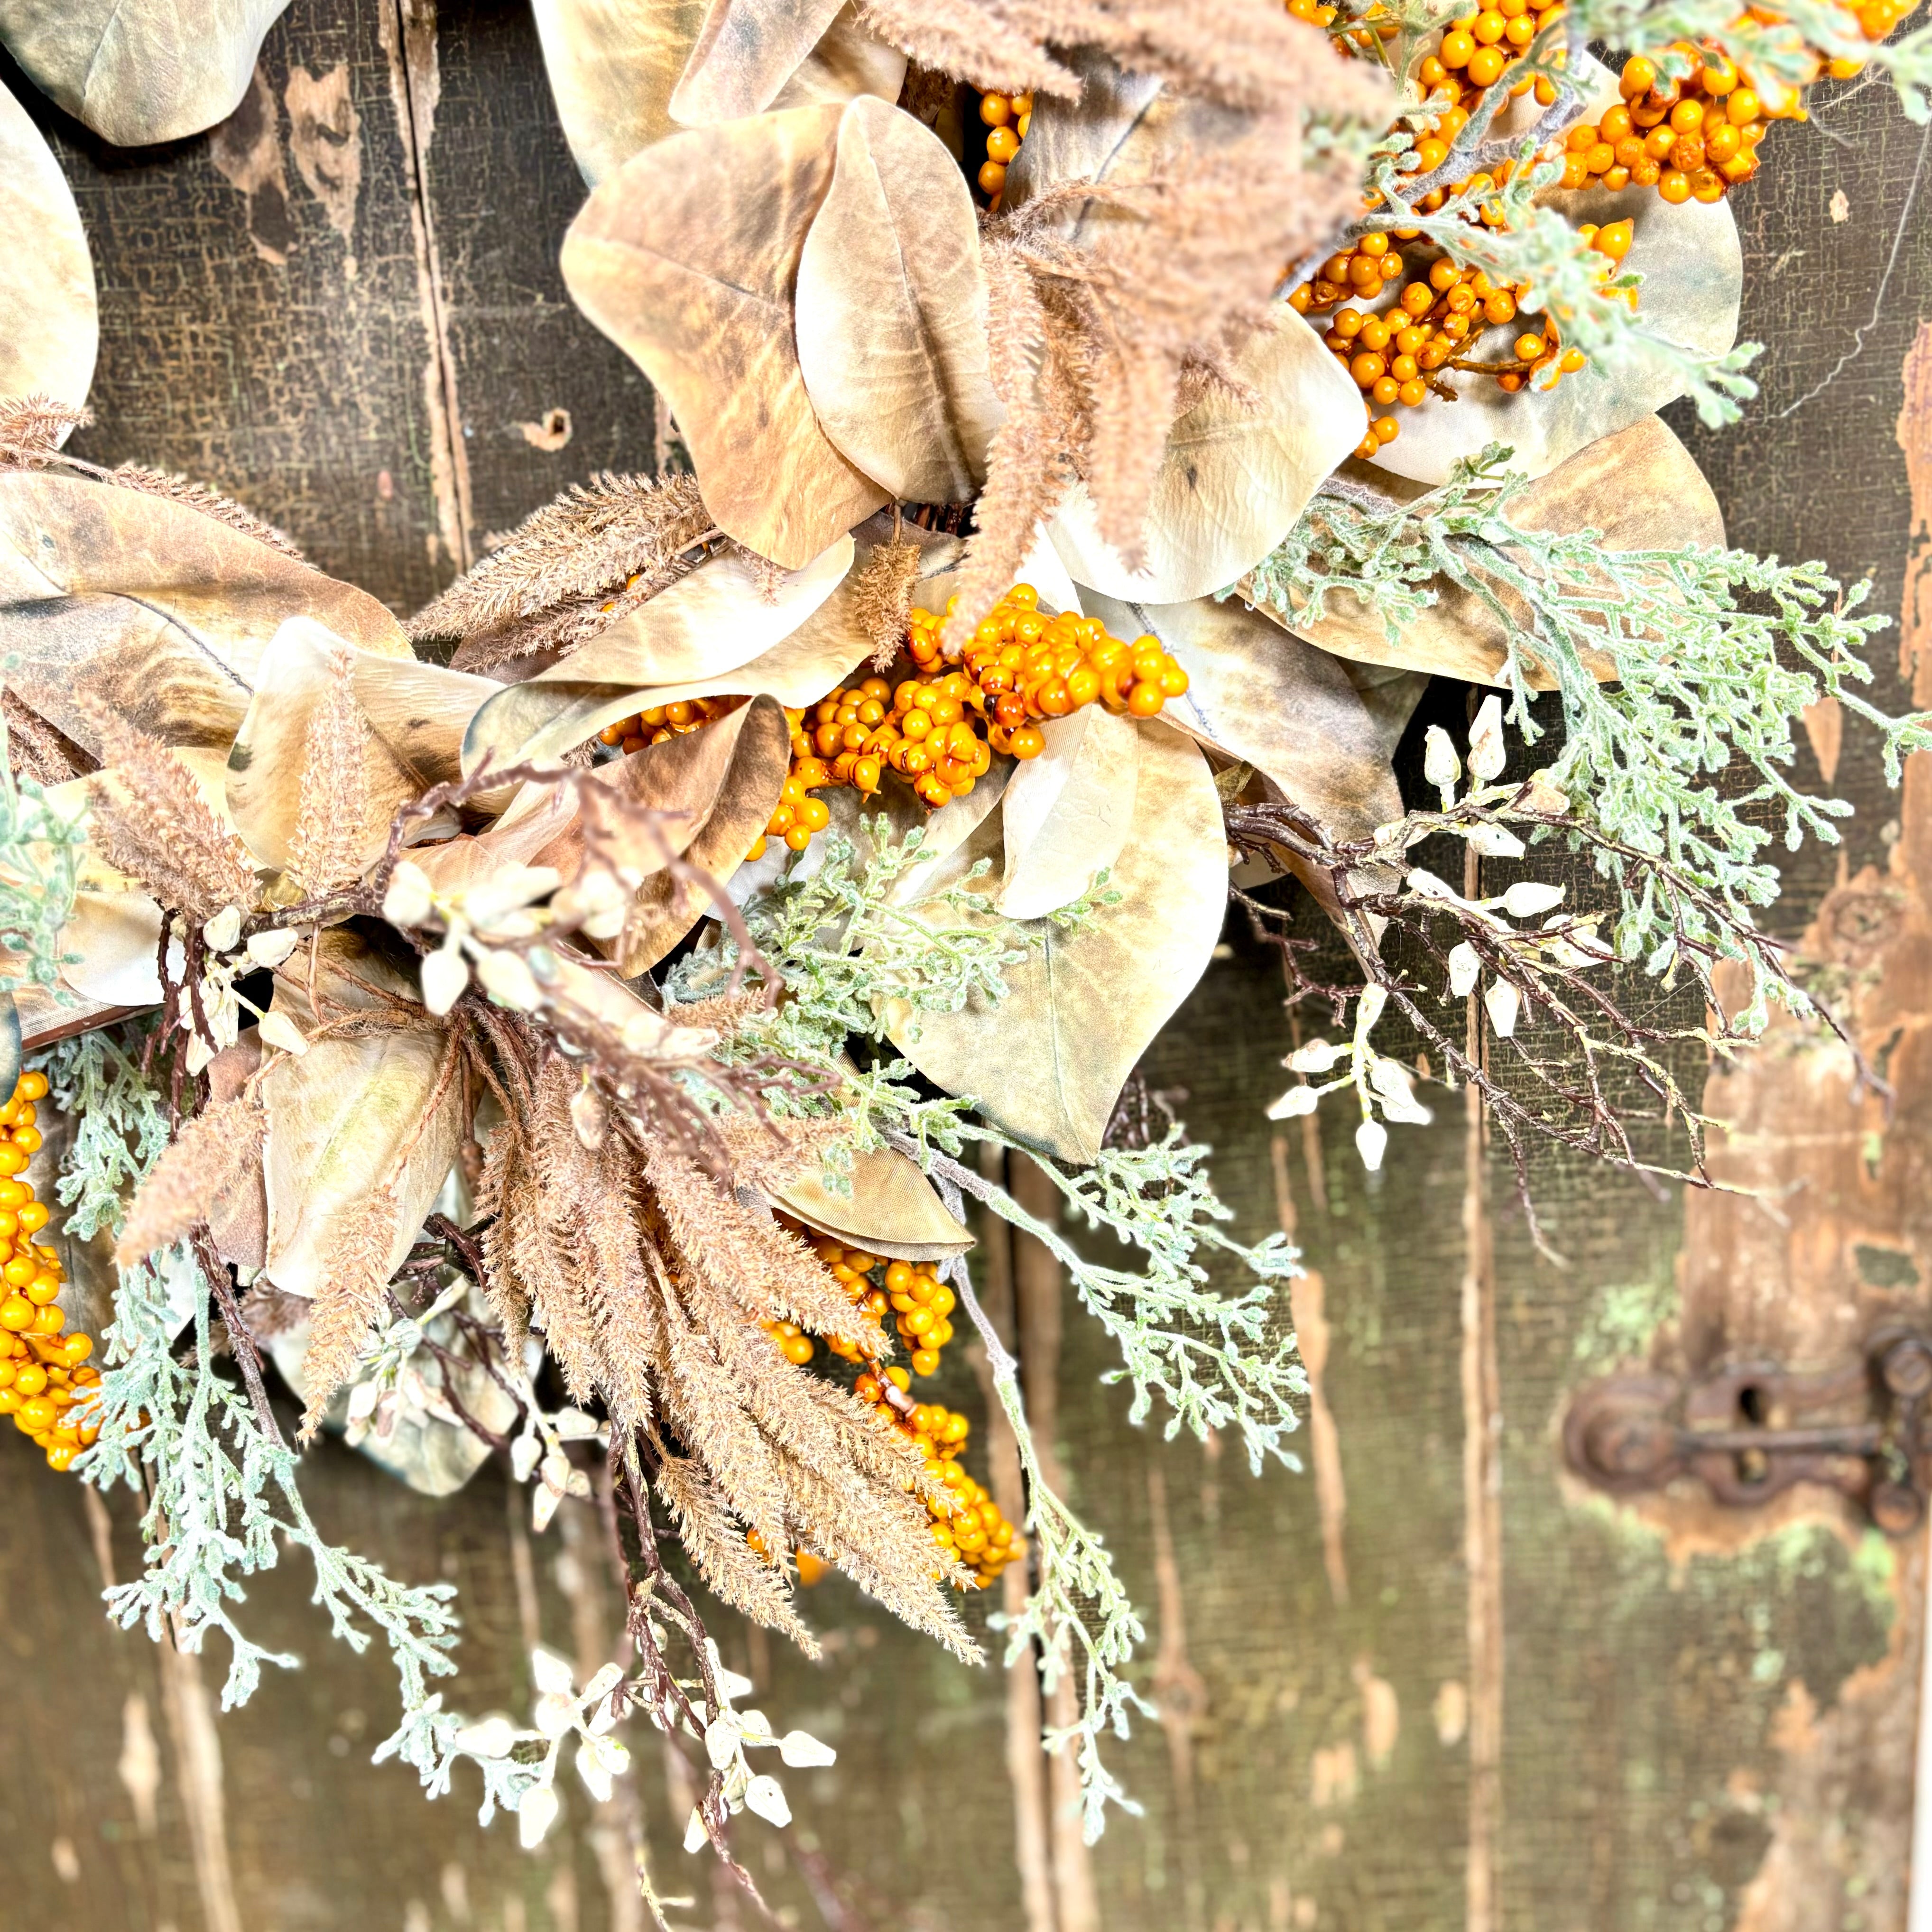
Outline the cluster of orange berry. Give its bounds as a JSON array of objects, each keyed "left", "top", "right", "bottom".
[
  {"left": 0, "top": 1072, "right": 101, "bottom": 1472},
  {"left": 916, "top": 586, "right": 1190, "bottom": 736},
  {"left": 1297, "top": 232, "right": 1618, "bottom": 451},
  {"left": 976, "top": 89, "right": 1033, "bottom": 206},
  {"left": 854, "top": 1372, "right": 1023, "bottom": 1586},
  {"left": 812, "top": 1234, "right": 960, "bottom": 1376},
  {"left": 755, "top": 587, "right": 1189, "bottom": 855},
  {"left": 595, "top": 695, "right": 741, "bottom": 758},
  {"left": 1555, "top": 51, "right": 1775, "bottom": 201}
]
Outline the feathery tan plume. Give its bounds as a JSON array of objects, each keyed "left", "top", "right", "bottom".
[
  {"left": 237, "top": 1281, "right": 310, "bottom": 1340},
  {"left": 655, "top": 1289, "right": 792, "bottom": 1559},
  {"left": 851, "top": 537, "right": 923, "bottom": 673},
  {"left": 947, "top": 256, "right": 1075, "bottom": 637},
  {"left": 647, "top": 1143, "right": 870, "bottom": 1346},
  {"left": 116, "top": 1095, "right": 267, "bottom": 1266},
  {"left": 779, "top": 1457, "right": 979, "bottom": 1660},
  {"left": 84, "top": 706, "right": 258, "bottom": 921},
  {"left": 2, "top": 689, "right": 91, "bottom": 788},
  {"left": 0, "top": 393, "right": 92, "bottom": 463},
  {"left": 297, "top": 1181, "right": 402, "bottom": 1441},
  {"left": 1012, "top": 0, "right": 1388, "bottom": 115},
  {"left": 407, "top": 472, "right": 715, "bottom": 643},
  {"left": 476, "top": 1119, "right": 534, "bottom": 1355},
  {"left": 860, "top": 0, "right": 1082, "bottom": 95},
  {"left": 652, "top": 1452, "right": 822, "bottom": 1655},
  {"left": 107, "top": 464, "right": 305, "bottom": 558},
  {"left": 287, "top": 641, "right": 372, "bottom": 897},
  {"left": 952, "top": 123, "right": 1366, "bottom": 632}
]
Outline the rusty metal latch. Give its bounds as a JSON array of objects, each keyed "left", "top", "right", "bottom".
[{"left": 1563, "top": 1331, "right": 1932, "bottom": 1536}]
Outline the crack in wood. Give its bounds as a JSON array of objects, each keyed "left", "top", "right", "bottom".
[{"left": 379, "top": 0, "right": 474, "bottom": 582}]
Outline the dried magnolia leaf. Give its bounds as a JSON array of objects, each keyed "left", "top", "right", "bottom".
[
  {"left": 1000, "top": 53, "right": 1188, "bottom": 212},
  {"left": 773, "top": 1145, "right": 974, "bottom": 1261},
  {"left": 796, "top": 96, "right": 1001, "bottom": 504},
  {"left": 996, "top": 703, "right": 1139, "bottom": 921},
  {"left": 0, "top": 81, "right": 95, "bottom": 419},
  {"left": 1084, "top": 592, "right": 1404, "bottom": 843},
  {"left": 531, "top": 695, "right": 792, "bottom": 974},
  {"left": 769, "top": 2, "right": 906, "bottom": 112},
  {"left": 227, "top": 619, "right": 492, "bottom": 878},
  {"left": 0, "top": 469, "right": 409, "bottom": 758},
  {"left": 1087, "top": 590, "right": 1405, "bottom": 922},
  {"left": 1046, "top": 305, "right": 1366, "bottom": 603},
  {"left": 267, "top": 1301, "right": 515, "bottom": 1497},
  {"left": 885, "top": 719, "right": 1224, "bottom": 1163},
  {"left": 0, "top": 0, "right": 292, "bottom": 144},
  {"left": 461, "top": 536, "right": 853, "bottom": 776},
  {"left": 57, "top": 891, "right": 165, "bottom": 1008},
  {"left": 561, "top": 104, "right": 888, "bottom": 568},
  {"left": 1259, "top": 414, "right": 1725, "bottom": 687},
  {"left": 1367, "top": 190, "right": 1743, "bottom": 486},
  {"left": 532, "top": 0, "right": 707, "bottom": 183},
  {"left": 260, "top": 938, "right": 463, "bottom": 1301},
  {"left": 670, "top": 0, "right": 848, "bottom": 124}
]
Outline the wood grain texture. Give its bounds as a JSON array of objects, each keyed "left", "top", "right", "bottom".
[
  {"left": 6, "top": 0, "right": 662, "bottom": 618},
  {"left": 0, "top": 25, "right": 1925, "bottom": 1932}
]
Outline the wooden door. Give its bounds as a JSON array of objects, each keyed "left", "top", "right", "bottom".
[{"left": 2, "top": 5, "right": 1929, "bottom": 1928}]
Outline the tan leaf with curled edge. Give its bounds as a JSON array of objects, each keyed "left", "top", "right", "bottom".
[
  {"left": 0, "top": 0, "right": 291, "bottom": 143},
  {"left": 884, "top": 719, "right": 1224, "bottom": 1164},
  {"left": 535, "top": 0, "right": 899, "bottom": 182},
  {"left": 259, "top": 936, "right": 463, "bottom": 1302},
  {"left": 796, "top": 96, "right": 1001, "bottom": 505},
  {"left": 532, "top": 0, "right": 708, "bottom": 184},
  {"left": 562, "top": 105, "right": 887, "bottom": 567},
  {"left": 670, "top": 0, "right": 848, "bottom": 124},
  {"left": 1252, "top": 414, "right": 1726, "bottom": 687},
  {"left": 525, "top": 695, "right": 793, "bottom": 974},
  {"left": 1046, "top": 305, "right": 1368, "bottom": 604},
  {"left": 460, "top": 535, "right": 852, "bottom": 777},
  {"left": 0, "top": 81, "right": 94, "bottom": 418},
  {"left": 767, "top": 3, "right": 906, "bottom": 114},
  {"left": 1364, "top": 189, "right": 1743, "bottom": 487},
  {"left": 773, "top": 1146, "right": 974, "bottom": 1261},
  {"left": 995, "top": 704, "right": 1140, "bottom": 921},
  {"left": 0, "top": 468, "right": 409, "bottom": 758}
]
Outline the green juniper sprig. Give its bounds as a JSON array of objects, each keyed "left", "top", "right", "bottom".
[{"left": 1244, "top": 448, "right": 1925, "bottom": 1022}]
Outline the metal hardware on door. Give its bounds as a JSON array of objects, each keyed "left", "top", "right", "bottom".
[{"left": 1563, "top": 1330, "right": 1932, "bottom": 1536}]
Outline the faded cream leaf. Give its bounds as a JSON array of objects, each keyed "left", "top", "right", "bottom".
[
  {"left": 1258, "top": 414, "right": 1724, "bottom": 686},
  {"left": 1367, "top": 192, "right": 1742, "bottom": 486},
  {"left": 885, "top": 719, "right": 1224, "bottom": 1163},
  {"left": 773, "top": 1146, "right": 973, "bottom": 1261},
  {"left": 1087, "top": 591, "right": 1406, "bottom": 923},
  {"left": 562, "top": 105, "right": 888, "bottom": 567},
  {"left": 670, "top": 0, "right": 847, "bottom": 125},
  {"left": 460, "top": 536, "right": 852, "bottom": 777},
  {"left": 260, "top": 938, "right": 462, "bottom": 1301},
  {"left": 0, "top": 469, "right": 408, "bottom": 759},
  {"left": 533, "top": 0, "right": 708, "bottom": 184},
  {"left": 1047, "top": 305, "right": 1365, "bottom": 604},
  {"left": 0, "top": 79, "right": 95, "bottom": 417},
  {"left": 0, "top": 0, "right": 291, "bottom": 144},
  {"left": 1084, "top": 592, "right": 1404, "bottom": 843},
  {"left": 796, "top": 96, "right": 1001, "bottom": 504},
  {"left": 996, "top": 704, "right": 1138, "bottom": 921}
]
